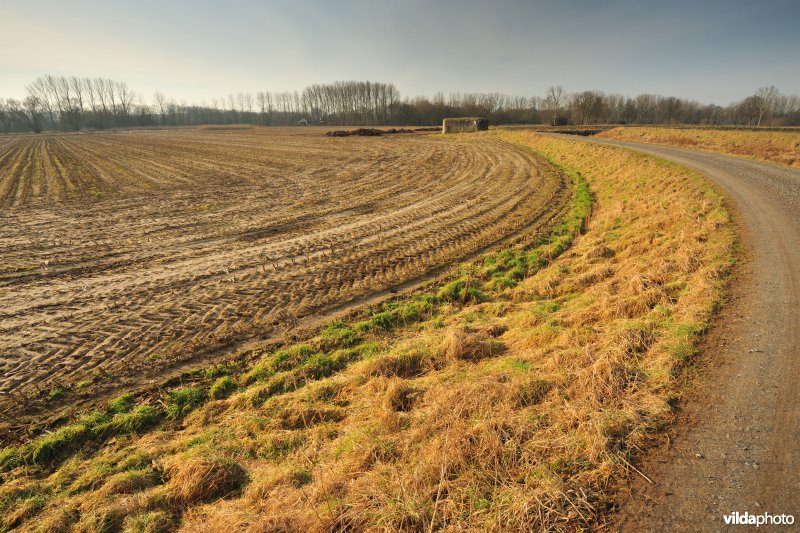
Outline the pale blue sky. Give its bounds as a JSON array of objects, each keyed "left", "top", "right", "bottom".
[{"left": 1, "top": 0, "right": 798, "bottom": 105}]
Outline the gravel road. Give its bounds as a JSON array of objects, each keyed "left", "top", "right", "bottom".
[{"left": 578, "top": 139, "right": 800, "bottom": 531}]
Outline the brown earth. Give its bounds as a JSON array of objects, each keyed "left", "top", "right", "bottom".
[
  {"left": 573, "top": 137, "right": 800, "bottom": 531},
  {"left": 0, "top": 127, "right": 567, "bottom": 435}
]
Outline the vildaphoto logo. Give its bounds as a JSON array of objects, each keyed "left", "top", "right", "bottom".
[{"left": 723, "top": 512, "right": 795, "bottom": 527}]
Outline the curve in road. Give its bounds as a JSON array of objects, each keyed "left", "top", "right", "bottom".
[{"left": 572, "top": 138, "right": 800, "bottom": 531}]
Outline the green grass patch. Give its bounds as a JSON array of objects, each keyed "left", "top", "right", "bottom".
[
  {"left": 437, "top": 278, "right": 487, "bottom": 304},
  {"left": 241, "top": 363, "right": 271, "bottom": 386},
  {"left": 205, "top": 362, "right": 238, "bottom": 379},
  {"left": 317, "top": 321, "right": 362, "bottom": 351},
  {"left": 94, "top": 405, "right": 161, "bottom": 437},
  {"left": 29, "top": 423, "right": 91, "bottom": 465},
  {"left": 74, "top": 378, "right": 95, "bottom": 390},
  {"left": 269, "top": 345, "right": 318, "bottom": 373},
  {"left": 108, "top": 393, "right": 134, "bottom": 414},
  {"left": 210, "top": 376, "right": 237, "bottom": 399},
  {"left": 166, "top": 387, "right": 208, "bottom": 419},
  {"left": 47, "top": 387, "right": 67, "bottom": 402}
]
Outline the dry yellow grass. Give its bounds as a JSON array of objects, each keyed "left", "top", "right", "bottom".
[
  {"left": 0, "top": 132, "right": 736, "bottom": 531},
  {"left": 597, "top": 126, "right": 800, "bottom": 168}
]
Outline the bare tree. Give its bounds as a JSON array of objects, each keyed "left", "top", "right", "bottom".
[
  {"left": 26, "top": 77, "right": 57, "bottom": 129},
  {"left": 753, "top": 86, "right": 779, "bottom": 126},
  {"left": 94, "top": 78, "right": 112, "bottom": 128},
  {"left": 115, "top": 81, "right": 135, "bottom": 124},
  {"left": 660, "top": 96, "right": 682, "bottom": 124},
  {"left": 543, "top": 85, "right": 564, "bottom": 126},
  {"left": 7, "top": 96, "right": 44, "bottom": 133},
  {"left": 153, "top": 91, "right": 168, "bottom": 124},
  {"left": 0, "top": 99, "right": 11, "bottom": 133},
  {"left": 256, "top": 91, "right": 268, "bottom": 124},
  {"left": 83, "top": 78, "right": 100, "bottom": 120},
  {"left": 635, "top": 94, "right": 659, "bottom": 124},
  {"left": 738, "top": 95, "right": 761, "bottom": 125},
  {"left": 571, "top": 90, "right": 603, "bottom": 124}
]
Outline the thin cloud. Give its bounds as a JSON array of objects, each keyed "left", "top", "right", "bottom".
[{"left": 0, "top": 0, "right": 797, "bottom": 103}]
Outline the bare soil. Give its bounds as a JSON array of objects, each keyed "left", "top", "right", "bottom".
[
  {"left": 585, "top": 139, "right": 800, "bottom": 531},
  {"left": 0, "top": 127, "right": 566, "bottom": 435}
]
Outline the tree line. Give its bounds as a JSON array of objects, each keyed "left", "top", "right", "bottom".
[{"left": 1, "top": 75, "right": 798, "bottom": 134}]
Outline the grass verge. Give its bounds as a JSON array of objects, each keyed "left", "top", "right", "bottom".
[{"left": 597, "top": 126, "right": 800, "bottom": 168}]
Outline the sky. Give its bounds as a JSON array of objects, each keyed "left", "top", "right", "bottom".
[{"left": 1, "top": 0, "right": 798, "bottom": 106}]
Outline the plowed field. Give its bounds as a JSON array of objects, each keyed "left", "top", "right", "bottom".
[{"left": 0, "top": 127, "right": 566, "bottom": 422}]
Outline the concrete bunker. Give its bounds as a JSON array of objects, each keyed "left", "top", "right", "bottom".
[{"left": 442, "top": 117, "right": 489, "bottom": 134}]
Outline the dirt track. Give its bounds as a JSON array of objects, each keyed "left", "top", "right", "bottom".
[
  {"left": 0, "top": 128, "right": 566, "bottom": 430},
  {"left": 581, "top": 139, "right": 800, "bottom": 530}
]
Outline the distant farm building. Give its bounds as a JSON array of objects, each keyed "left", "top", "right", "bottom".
[{"left": 442, "top": 117, "right": 489, "bottom": 134}]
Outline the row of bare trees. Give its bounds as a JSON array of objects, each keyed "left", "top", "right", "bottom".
[
  {"left": 302, "top": 82, "right": 400, "bottom": 125},
  {"left": 149, "top": 82, "right": 402, "bottom": 127},
  {"left": 385, "top": 86, "right": 800, "bottom": 128},
  {"left": 0, "top": 75, "right": 138, "bottom": 133},
  {"left": 2, "top": 75, "right": 798, "bottom": 134},
  {"left": 536, "top": 85, "right": 799, "bottom": 127}
]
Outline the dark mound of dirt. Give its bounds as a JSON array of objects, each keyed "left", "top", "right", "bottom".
[
  {"left": 327, "top": 128, "right": 384, "bottom": 137},
  {"left": 547, "top": 128, "right": 606, "bottom": 136},
  {"left": 326, "top": 128, "right": 417, "bottom": 137}
]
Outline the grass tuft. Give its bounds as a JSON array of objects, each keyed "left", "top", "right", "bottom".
[
  {"left": 166, "top": 456, "right": 249, "bottom": 504},
  {"left": 108, "top": 393, "right": 135, "bottom": 414},
  {"left": 166, "top": 387, "right": 208, "bottom": 419},
  {"left": 437, "top": 278, "right": 487, "bottom": 304},
  {"left": 94, "top": 405, "right": 161, "bottom": 437},
  {"left": 209, "top": 376, "right": 237, "bottom": 399}
]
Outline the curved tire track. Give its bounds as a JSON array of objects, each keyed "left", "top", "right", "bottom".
[{"left": 0, "top": 129, "right": 566, "bottom": 427}]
